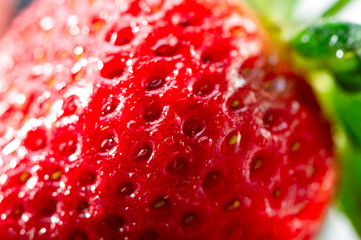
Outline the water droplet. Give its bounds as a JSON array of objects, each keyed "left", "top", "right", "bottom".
[
  {"left": 40, "top": 17, "right": 54, "bottom": 31},
  {"left": 336, "top": 49, "right": 344, "bottom": 59}
]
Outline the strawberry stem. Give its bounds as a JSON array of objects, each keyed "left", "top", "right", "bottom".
[{"left": 322, "top": 0, "right": 353, "bottom": 18}]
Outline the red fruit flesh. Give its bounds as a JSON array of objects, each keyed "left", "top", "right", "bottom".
[{"left": 0, "top": 0, "right": 335, "bottom": 239}]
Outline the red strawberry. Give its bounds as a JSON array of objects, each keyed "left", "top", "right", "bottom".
[{"left": 0, "top": 0, "right": 335, "bottom": 239}]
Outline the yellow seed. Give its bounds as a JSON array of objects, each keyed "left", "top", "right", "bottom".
[
  {"left": 252, "top": 159, "right": 262, "bottom": 170},
  {"left": 101, "top": 126, "right": 110, "bottom": 131},
  {"left": 50, "top": 171, "right": 62, "bottom": 181},
  {"left": 309, "top": 167, "right": 316, "bottom": 176},
  {"left": 242, "top": 68, "right": 251, "bottom": 76},
  {"left": 183, "top": 214, "right": 195, "bottom": 224},
  {"left": 199, "top": 85, "right": 208, "bottom": 93},
  {"left": 14, "top": 207, "right": 21, "bottom": 215},
  {"left": 231, "top": 27, "right": 246, "bottom": 38},
  {"left": 298, "top": 203, "right": 307, "bottom": 213},
  {"left": 291, "top": 142, "right": 300, "bottom": 152},
  {"left": 153, "top": 199, "right": 166, "bottom": 209},
  {"left": 228, "top": 135, "right": 238, "bottom": 145},
  {"left": 225, "top": 199, "right": 241, "bottom": 211},
  {"left": 20, "top": 172, "right": 30, "bottom": 182},
  {"left": 231, "top": 100, "right": 240, "bottom": 109},
  {"left": 274, "top": 189, "right": 280, "bottom": 197},
  {"left": 73, "top": 70, "right": 84, "bottom": 82},
  {"left": 47, "top": 77, "right": 56, "bottom": 87},
  {"left": 92, "top": 20, "right": 105, "bottom": 32}
]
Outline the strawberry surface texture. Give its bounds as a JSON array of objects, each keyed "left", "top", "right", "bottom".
[{"left": 0, "top": 0, "right": 336, "bottom": 239}]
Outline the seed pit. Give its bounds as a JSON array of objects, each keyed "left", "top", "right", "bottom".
[
  {"left": 100, "top": 55, "right": 126, "bottom": 80},
  {"left": 145, "top": 76, "right": 165, "bottom": 90},
  {"left": 263, "top": 109, "right": 288, "bottom": 132},
  {"left": 263, "top": 75, "right": 287, "bottom": 93},
  {"left": 173, "top": 5, "right": 210, "bottom": 27},
  {"left": 250, "top": 152, "right": 281, "bottom": 183},
  {"left": 238, "top": 56, "right": 264, "bottom": 77},
  {"left": 106, "top": 26, "right": 134, "bottom": 46},
  {"left": 77, "top": 201, "right": 89, "bottom": 213},
  {"left": 193, "top": 78, "right": 215, "bottom": 96},
  {"left": 98, "top": 131, "right": 117, "bottom": 154},
  {"left": 40, "top": 198, "right": 57, "bottom": 216},
  {"left": 117, "top": 182, "right": 135, "bottom": 197},
  {"left": 227, "top": 87, "right": 256, "bottom": 112},
  {"left": 62, "top": 95, "right": 80, "bottom": 116},
  {"left": 166, "top": 157, "right": 188, "bottom": 175},
  {"left": 101, "top": 214, "right": 125, "bottom": 229},
  {"left": 143, "top": 103, "right": 163, "bottom": 122},
  {"left": 101, "top": 97, "right": 120, "bottom": 116},
  {"left": 79, "top": 171, "right": 97, "bottom": 186},
  {"left": 202, "top": 170, "right": 223, "bottom": 190},
  {"left": 141, "top": 231, "right": 158, "bottom": 240},
  {"left": 153, "top": 44, "right": 177, "bottom": 57},
  {"left": 67, "top": 230, "right": 88, "bottom": 240},
  {"left": 225, "top": 198, "right": 241, "bottom": 211},
  {"left": 201, "top": 41, "right": 233, "bottom": 63},
  {"left": 11, "top": 204, "right": 24, "bottom": 218},
  {"left": 182, "top": 116, "right": 205, "bottom": 138},
  {"left": 57, "top": 135, "right": 78, "bottom": 156},
  {"left": 132, "top": 142, "right": 153, "bottom": 161},
  {"left": 24, "top": 127, "right": 47, "bottom": 151}
]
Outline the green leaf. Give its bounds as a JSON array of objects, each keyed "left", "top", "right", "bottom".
[
  {"left": 291, "top": 22, "right": 361, "bottom": 58},
  {"left": 292, "top": 22, "right": 361, "bottom": 92},
  {"left": 334, "top": 71, "right": 361, "bottom": 92},
  {"left": 339, "top": 144, "right": 361, "bottom": 237},
  {"left": 332, "top": 86, "right": 361, "bottom": 146}
]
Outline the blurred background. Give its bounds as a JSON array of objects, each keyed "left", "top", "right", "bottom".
[{"left": 1, "top": 0, "right": 361, "bottom": 239}]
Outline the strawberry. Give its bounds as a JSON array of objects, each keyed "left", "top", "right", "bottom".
[{"left": 0, "top": 0, "right": 335, "bottom": 239}]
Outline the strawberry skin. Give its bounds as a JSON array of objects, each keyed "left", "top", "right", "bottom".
[{"left": 0, "top": 0, "right": 335, "bottom": 239}]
